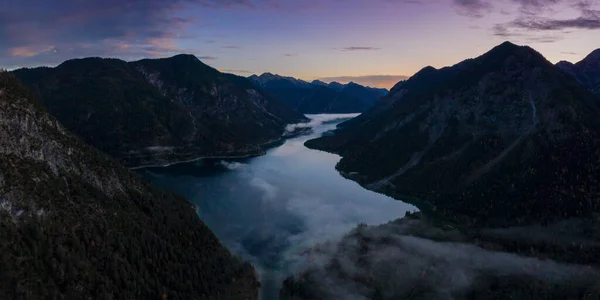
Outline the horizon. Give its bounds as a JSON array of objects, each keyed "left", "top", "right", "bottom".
[
  {"left": 6, "top": 41, "right": 596, "bottom": 89},
  {"left": 2, "top": 0, "right": 599, "bottom": 89}
]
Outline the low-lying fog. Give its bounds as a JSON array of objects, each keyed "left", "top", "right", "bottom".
[{"left": 138, "top": 114, "right": 416, "bottom": 299}]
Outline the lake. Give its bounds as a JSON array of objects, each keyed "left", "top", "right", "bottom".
[{"left": 137, "top": 114, "right": 416, "bottom": 299}]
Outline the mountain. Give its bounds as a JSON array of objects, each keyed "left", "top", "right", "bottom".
[
  {"left": 248, "top": 73, "right": 388, "bottom": 114},
  {"left": 248, "top": 72, "right": 313, "bottom": 88},
  {"left": 0, "top": 71, "right": 258, "bottom": 299},
  {"left": 305, "top": 41, "right": 600, "bottom": 227},
  {"left": 556, "top": 49, "right": 600, "bottom": 95},
  {"left": 13, "top": 54, "right": 307, "bottom": 167}
]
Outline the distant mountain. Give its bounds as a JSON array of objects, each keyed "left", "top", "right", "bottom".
[
  {"left": 248, "top": 73, "right": 388, "bottom": 114},
  {"left": 0, "top": 71, "right": 258, "bottom": 299},
  {"left": 556, "top": 49, "right": 600, "bottom": 95},
  {"left": 13, "top": 55, "right": 307, "bottom": 167},
  {"left": 306, "top": 42, "right": 600, "bottom": 227}
]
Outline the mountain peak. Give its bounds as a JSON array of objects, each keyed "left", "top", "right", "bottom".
[
  {"left": 170, "top": 53, "right": 198, "bottom": 60},
  {"left": 498, "top": 40, "right": 519, "bottom": 48},
  {"left": 487, "top": 41, "right": 526, "bottom": 56},
  {"left": 253, "top": 73, "right": 312, "bottom": 87},
  {"left": 582, "top": 48, "right": 600, "bottom": 62},
  {"left": 411, "top": 66, "right": 437, "bottom": 79},
  {"left": 311, "top": 79, "right": 327, "bottom": 86},
  {"left": 485, "top": 41, "right": 546, "bottom": 61},
  {"left": 556, "top": 60, "right": 577, "bottom": 74},
  {"left": 556, "top": 60, "right": 575, "bottom": 67},
  {"left": 257, "top": 72, "right": 283, "bottom": 81}
]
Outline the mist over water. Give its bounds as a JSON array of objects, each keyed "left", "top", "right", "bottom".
[{"left": 138, "top": 114, "right": 416, "bottom": 299}]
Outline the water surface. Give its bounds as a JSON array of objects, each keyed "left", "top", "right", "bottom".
[{"left": 138, "top": 114, "right": 416, "bottom": 299}]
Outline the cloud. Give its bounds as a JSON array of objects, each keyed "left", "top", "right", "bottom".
[
  {"left": 249, "top": 177, "right": 278, "bottom": 202},
  {"left": 453, "top": 0, "right": 493, "bottom": 18},
  {"left": 0, "top": 0, "right": 273, "bottom": 68},
  {"left": 339, "top": 47, "right": 381, "bottom": 51},
  {"left": 512, "top": 16, "right": 600, "bottom": 30},
  {"left": 452, "top": 0, "right": 600, "bottom": 41},
  {"left": 221, "top": 69, "right": 253, "bottom": 74},
  {"left": 284, "top": 53, "right": 298, "bottom": 57},
  {"left": 318, "top": 75, "right": 409, "bottom": 89},
  {"left": 197, "top": 55, "right": 218, "bottom": 60},
  {"left": 479, "top": 0, "right": 600, "bottom": 43},
  {"left": 524, "top": 34, "right": 565, "bottom": 43},
  {"left": 561, "top": 51, "right": 579, "bottom": 55},
  {"left": 222, "top": 45, "right": 241, "bottom": 49},
  {"left": 0, "top": 0, "right": 334, "bottom": 68},
  {"left": 8, "top": 46, "right": 57, "bottom": 58},
  {"left": 219, "top": 161, "right": 248, "bottom": 170}
]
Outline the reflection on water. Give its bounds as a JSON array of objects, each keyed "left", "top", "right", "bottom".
[{"left": 138, "top": 114, "right": 416, "bottom": 299}]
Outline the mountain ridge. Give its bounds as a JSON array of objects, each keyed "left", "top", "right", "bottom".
[
  {"left": 249, "top": 73, "right": 387, "bottom": 114},
  {"left": 305, "top": 41, "right": 600, "bottom": 227},
  {"left": 0, "top": 71, "right": 259, "bottom": 299},
  {"left": 556, "top": 48, "right": 600, "bottom": 95},
  {"left": 13, "top": 54, "right": 308, "bottom": 167}
]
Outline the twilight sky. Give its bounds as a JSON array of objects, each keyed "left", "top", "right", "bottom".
[{"left": 1, "top": 0, "right": 599, "bottom": 88}]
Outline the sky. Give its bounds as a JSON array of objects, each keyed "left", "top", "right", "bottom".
[{"left": 1, "top": 0, "right": 599, "bottom": 89}]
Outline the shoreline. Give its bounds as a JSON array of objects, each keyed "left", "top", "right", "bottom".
[
  {"left": 130, "top": 152, "right": 264, "bottom": 170},
  {"left": 304, "top": 140, "right": 431, "bottom": 215},
  {"left": 130, "top": 127, "right": 313, "bottom": 170}
]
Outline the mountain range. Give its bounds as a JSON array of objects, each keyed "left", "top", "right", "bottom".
[
  {"left": 0, "top": 71, "right": 258, "bottom": 299},
  {"left": 305, "top": 42, "right": 600, "bottom": 227},
  {"left": 282, "top": 42, "right": 600, "bottom": 300},
  {"left": 556, "top": 49, "right": 600, "bottom": 96},
  {"left": 4, "top": 41, "right": 600, "bottom": 299},
  {"left": 13, "top": 55, "right": 307, "bottom": 167},
  {"left": 249, "top": 73, "right": 387, "bottom": 114}
]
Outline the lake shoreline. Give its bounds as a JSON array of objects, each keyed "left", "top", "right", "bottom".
[
  {"left": 137, "top": 114, "right": 416, "bottom": 300},
  {"left": 130, "top": 127, "right": 313, "bottom": 170}
]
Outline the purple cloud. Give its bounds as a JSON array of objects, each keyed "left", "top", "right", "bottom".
[
  {"left": 339, "top": 47, "right": 382, "bottom": 51},
  {"left": 456, "top": 0, "right": 600, "bottom": 42},
  {"left": 453, "top": 0, "right": 493, "bottom": 18},
  {"left": 0, "top": 0, "right": 269, "bottom": 68}
]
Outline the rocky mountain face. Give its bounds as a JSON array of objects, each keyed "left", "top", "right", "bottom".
[
  {"left": 306, "top": 42, "right": 600, "bottom": 227},
  {"left": 13, "top": 55, "right": 307, "bottom": 167},
  {"left": 556, "top": 49, "right": 600, "bottom": 95},
  {"left": 248, "top": 73, "right": 387, "bottom": 114},
  {"left": 0, "top": 71, "right": 258, "bottom": 299}
]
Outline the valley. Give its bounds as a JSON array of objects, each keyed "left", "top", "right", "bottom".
[
  {"left": 136, "top": 114, "right": 416, "bottom": 299},
  {"left": 2, "top": 40, "right": 600, "bottom": 300}
]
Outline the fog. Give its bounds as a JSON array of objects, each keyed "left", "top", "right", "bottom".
[
  {"left": 139, "top": 114, "right": 600, "bottom": 299},
  {"left": 285, "top": 219, "right": 600, "bottom": 299},
  {"left": 285, "top": 113, "right": 357, "bottom": 132},
  {"left": 139, "top": 114, "right": 416, "bottom": 300}
]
